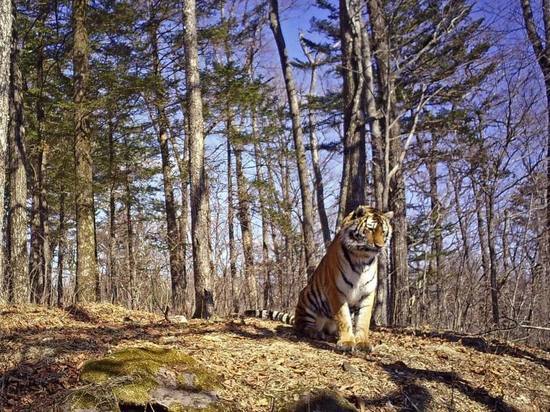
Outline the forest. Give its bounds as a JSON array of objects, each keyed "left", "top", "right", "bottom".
[{"left": 0, "top": 0, "right": 549, "bottom": 347}]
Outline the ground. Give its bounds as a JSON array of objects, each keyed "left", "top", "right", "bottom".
[{"left": 0, "top": 304, "right": 548, "bottom": 411}]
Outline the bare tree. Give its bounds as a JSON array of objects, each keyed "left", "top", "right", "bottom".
[
  {"left": 73, "top": 0, "right": 98, "bottom": 302},
  {"left": 183, "top": 0, "right": 214, "bottom": 318},
  {"left": 0, "top": 0, "right": 13, "bottom": 298},
  {"left": 268, "top": 0, "right": 317, "bottom": 277},
  {"left": 520, "top": 0, "right": 550, "bottom": 284},
  {"left": 6, "top": 9, "right": 28, "bottom": 304}
]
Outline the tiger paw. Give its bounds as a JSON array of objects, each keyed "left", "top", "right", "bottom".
[
  {"left": 354, "top": 339, "right": 373, "bottom": 353},
  {"left": 336, "top": 337, "right": 355, "bottom": 352}
]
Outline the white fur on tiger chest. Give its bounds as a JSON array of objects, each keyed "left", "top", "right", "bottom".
[{"left": 335, "top": 254, "right": 378, "bottom": 308}]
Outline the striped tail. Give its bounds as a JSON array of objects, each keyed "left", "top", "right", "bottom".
[{"left": 243, "top": 309, "right": 295, "bottom": 325}]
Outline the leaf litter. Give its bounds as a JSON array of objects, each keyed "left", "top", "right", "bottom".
[{"left": 0, "top": 304, "right": 548, "bottom": 411}]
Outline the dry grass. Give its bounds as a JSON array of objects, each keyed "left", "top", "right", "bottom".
[{"left": 0, "top": 304, "right": 548, "bottom": 411}]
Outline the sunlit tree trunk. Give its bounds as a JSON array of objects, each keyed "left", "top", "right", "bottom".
[
  {"left": 520, "top": 0, "right": 550, "bottom": 298},
  {"left": 0, "top": 0, "right": 13, "bottom": 296},
  {"left": 108, "top": 118, "right": 118, "bottom": 303},
  {"left": 269, "top": 0, "right": 316, "bottom": 278},
  {"left": 57, "top": 193, "right": 66, "bottom": 307},
  {"left": 338, "top": 0, "right": 366, "bottom": 225},
  {"left": 299, "top": 37, "right": 331, "bottom": 247},
  {"left": 183, "top": 0, "right": 214, "bottom": 318},
  {"left": 73, "top": 0, "right": 98, "bottom": 302},
  {"left": 6, "top": 17, "right": 28, "bottom": 304},
  {"left": 227, "top": 137, "right": 238, "bottom": 313},
  {"left": 148, "top": 14, "right": 185, "bottom": 313}
]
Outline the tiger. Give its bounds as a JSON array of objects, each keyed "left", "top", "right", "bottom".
[{"left": 245, "top": 205, "right": 393, "bottom": 352}]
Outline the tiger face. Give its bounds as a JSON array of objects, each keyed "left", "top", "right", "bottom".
[{"left": 340, "top": 206, "right": 393, "bottom": 255}]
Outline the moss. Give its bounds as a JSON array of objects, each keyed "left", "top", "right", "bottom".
[{"left": 67, "top": 344, "right": 221, "bottom": 411}]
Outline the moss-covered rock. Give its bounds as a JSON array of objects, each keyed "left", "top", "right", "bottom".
[{"left": 64, "top": 344, "right": 222, "bottom": 412}]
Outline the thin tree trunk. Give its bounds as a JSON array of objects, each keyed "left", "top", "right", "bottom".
[
  {"left": 57, "top": 192, "right": 65, "bottom": 307},
  {"left": 108, "top": 118, "right": 118, "bottom": 303},
  {"left": 338, "top": 0, "right": 366, "bottom": 225},
  {"left": 473, "top": 180, "right": 492, "bottom": 323},
  {"left": 485, "top": 189, "right": 500, "bottom": 324},
  {"left": 0, "top": 0, "right": 13, "bottom": 291},
  {"left": 268, "top": 0, "right": 316, "bottom": 278},
  {"left": 148, "top": 15, "right": 185, "bottom": 313},
  {"left": 227, "top": 138, "right": 238, "bottom": 313},
  {"left": 6, "top": 18, "right": 28, "bottom": 304},
  {"left": 252, "top": 119, "right": 273, "bottom": 309},
  {"left": 183, "top": 0, "right": 214, "bottom": 319},
  {"left": 299, "top": 37, "right": 331, "bottom": 247},
  {"left": 233, "top": 139, "right": 258, "bottom": 308},
  {"left": 73, "top": 0, "right": 98, "bottom": 302},
  {"left": 124, "top": 136, "right": 136, "bottom": 309}
]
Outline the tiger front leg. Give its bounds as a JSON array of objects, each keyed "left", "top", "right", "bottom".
[
  {"left": 354, "top": 292, "right": 376, "bottom": 352},
  {"left": 333, "top": 302, "right": 355, "bottom": 351}
]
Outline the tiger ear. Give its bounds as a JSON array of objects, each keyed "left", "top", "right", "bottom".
[
  {"left": 353, "top": 205, "right": 368, "bottom": 218},
  {"left": 383, "top": 211, "right": 394, "bottom": 220}
]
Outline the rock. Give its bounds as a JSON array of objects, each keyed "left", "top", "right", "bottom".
[
  {"left": 63, "top": 344, "right": 223, "bottom": 411},
  {"left": 281, "top": 389, "right": 358, "bottom": 412},
  {"left": 171, "top": 315, "right": 188, "bottom": 325},
  {"left": 341, "top": 361, "right": 359, "bottom": 375}
]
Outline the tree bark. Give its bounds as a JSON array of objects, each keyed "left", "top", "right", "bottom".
[
  {"left": 0, "top": 0, "right": 12, "bottom": 297},
  {"left": 227, "top": 137, "right": 238, "bottom": 312},
  {"left": 252, "top": 118, "right": 273, "bottom": 309},
  {"left": 6, "top": 16, "right": 28, "bottom": 304},
  {"left": 338, "top": 0, "right": 366, "bottom": 225},
  {"left": 108, "top": 118, "right": 118, "bottom": 303},
  {"left": 73, "top": 0, "right": 98, "bottom": 302},
  {"left": 520, "top": 0, "right": 550, "bottom": 298},
  {"left": 148, "top": 15, "right": 185, "bottom": 313},
  {"left": 299, "top": 36, "right": 331, "bottom": 247},
  {"left": 57, "top": 192, "right": 65, "bottom": 307},
  {"left": 183, "top": 0, "right": 214, "bottom": 319},
  {"left": 233, "top": 138, "right": 258, "bottom": 308},
  {"left": 268, "top": 0, "right": 317, "bottom": 278},
  {"left": 124, "top": 135, "right": 136, "bottom": 309}
]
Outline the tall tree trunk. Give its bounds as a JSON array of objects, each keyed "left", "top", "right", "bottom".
[
  {"left": 299, "top": 37, "right": 331, "bottom": 247},
  {"left": 6, "top": 19, "right": 28, "bottom": 304},
  {"left": 252, "top": 119, "right": 273, "bottom": 309},
  {"left": 167, "top": 115, "right": 190, "bottom": 306},
  {"left": 0, "top": 0, "right": 12, "bottom": 293},
  {"left": 362, "top": 15, "right": 387, "bottom": 325},
  {"left": 424, "top": 137, "right": 443, "bottom": 323},
  {"left": 227, "top": 138, "right": 238, "bottom": 313},
  {"left": 485, "top": 188, "right": 500, "bottom": 324},
  {"left": 73, "top": 0, "right": 98, "bottom": 302},
  {"left": 41, "top": 146, "right": 51, "bottom": 305},
  {"left": 366, "top": 0, "right": 409, "bottom": 326},
  {"left": 124, "top": 136, "right": 136, "bottom": 309},
  {"left": 520, "top": 0, "right": 550, "bottom": 306},
  {"left": 473, "top": 180, "right": 492, "bottom": 323},
  {"left": 148, "top": 16, "right": 185, "bottom": 313},
  {"left": 233, "top": 139, "right": 258, "bottom": 308},
  {"left": 108, "top": 118, "right": 118, "bottom": 303},
  {"left": 57, "top": 192, "right": 65, "bottom": 307},
  {"left": 31, "top": 2, "right": 51, "bottom": 305},
  {"left": 268, "top": 0, "right": 316, "bottom": 277},
  {"left": 183, "top": 0, "right": 214, "bottom": 319},
  {"left": 338, "top": 0, "right": 366, "bottom": 225}
]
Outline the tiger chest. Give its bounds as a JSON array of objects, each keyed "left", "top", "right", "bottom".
[{"left": 336, "top": 259, "right": 378, "bottom": 308}]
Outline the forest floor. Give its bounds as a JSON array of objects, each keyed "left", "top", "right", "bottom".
[{"left": 0, "top": 304, "right": 548, "bottom": 412}]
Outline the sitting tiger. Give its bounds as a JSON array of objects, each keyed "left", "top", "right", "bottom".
[{"left": 246, "top": 205, "right": 393, "bottom": 352}]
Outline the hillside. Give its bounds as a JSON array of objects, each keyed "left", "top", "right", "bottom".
[{"left": 0, "top": 304, "right": 548, "bottom": 411}]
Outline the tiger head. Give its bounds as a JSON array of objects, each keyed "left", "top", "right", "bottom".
[{"left": 339, "top": 205, "right": 393, "bottom": 255}]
